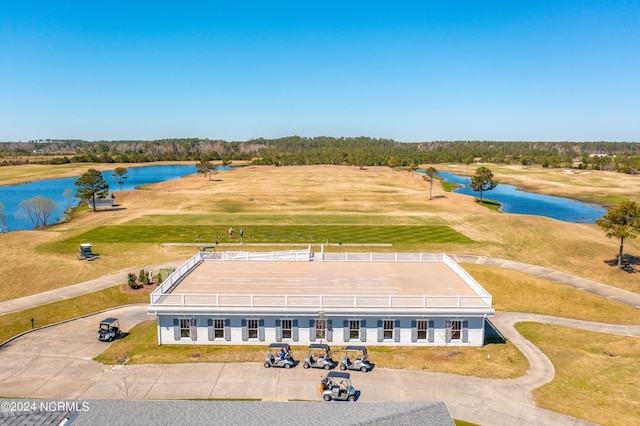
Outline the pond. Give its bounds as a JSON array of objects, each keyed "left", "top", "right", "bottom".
[
  {"left": 0, "top": 164, "right": 202, "bottom": 231},
  {"left": 435, "top": 171, "right": 606, "bottom": 224}
]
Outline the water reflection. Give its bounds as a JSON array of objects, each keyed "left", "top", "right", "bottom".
[
  {"left": 0, "top": 164, "right": 199, "bottom": 231},
  {"left": 435, "top": 171, "right": 606, "bottom": 224}
]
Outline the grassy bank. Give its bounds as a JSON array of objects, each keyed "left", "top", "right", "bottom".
[
  {"left": 0, "top": 285, "right": 151, "bottom": 345},
  {"left": 517, "top": 322, "right": 640, "bottom": 425}
]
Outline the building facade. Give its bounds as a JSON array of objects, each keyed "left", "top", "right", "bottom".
[{"left": 148, "top": 249, "right": 495, "bottom": 347}]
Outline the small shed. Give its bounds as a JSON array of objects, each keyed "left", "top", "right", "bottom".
[{"left": 89, "top": 193, "right": 116, "bottom": 209}]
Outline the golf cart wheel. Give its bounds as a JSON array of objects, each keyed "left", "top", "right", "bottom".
[
  {"left": 361, "top": 366, "right": 368, "bottom": 372},
  {"left": 340, "top": 364, "right": 347, "bottom": 371},
  {"left": 303, "top": 363, "right": 310, "bottom": 369},
  {"left": 264, "top": 362, "right": 270, "bottom": 368},
  {"left": 323, "top": 394, "right": 332, "bottom": 402},
  {"left": 348, "top": 395, "right": 356, "bottom": 402},
  {"left": 284, "top": 363, "right": 291, "bottom": 369},
  {"left": 323, "top": 364, "right": 330, "bottom": 370}
]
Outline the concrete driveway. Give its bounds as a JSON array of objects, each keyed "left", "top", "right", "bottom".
[{"left": 0, "top": 306, "right": 597, "bottom": 426}]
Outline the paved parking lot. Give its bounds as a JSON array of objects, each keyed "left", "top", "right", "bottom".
[{"left": 0, "top": 306, "right": 596, "bottom": 425}]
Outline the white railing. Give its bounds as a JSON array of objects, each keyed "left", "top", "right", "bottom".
[
  {"left": 442, "top": 254, "right": 492, "bottom": 305},
  {"left": 153, "top": 251, "right": 205, "bottom": 298},
  {"left": 151, "top": 250, "right": 492, "bottom": 308},
  {"left": 215, "top": 247, "right": 312, "bottom": 261},
  {"left": 319, "top": 251, "right": 444, "bottom": 263},
  {"left": 150, "top": 247, "right": 313, "bottom": 304},
  {"left": 150, "top": 293, "right": 492, "bottom": 309}
]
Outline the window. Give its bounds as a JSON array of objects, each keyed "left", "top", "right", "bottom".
[
  {"left": 214, "top": 319, "right": 225, "bottom": 339},
  {"left": 448, "top": 320, "right": 462, "bottom": 340},
  {"left": 349, "top": 320, "right": 360, "bottom": 339},
  {"left": 417, "top": 320, "right": 428, "bottom": 340},
  {"left": 248, "top": 319, "right": 259, "bottom": 339},
  {"left": 180, "top": 318, "right": 195, "bottom": 338},
  {"left": 315, "top": 319, "right": 326, "bottom": 341},
  {"left": 282, "top": 319, "right": 292, "bottom": 339},
  {"left": 383, "top": 320, "right": 394, "bottom": 340}
]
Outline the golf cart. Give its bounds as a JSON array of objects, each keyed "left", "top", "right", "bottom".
[
  {"left": 264, "top": 343, "right": 295, "bottom": 369},
  {"left": 340, "top": 345, "right": 373, "bottom": 372},
  {"left": 320, "top": 371, "right": 357, "bottom": 401},
  {"left": 78, "top": 243, "right": 100, "bottom": 261},
  {"left": 97, "top": 318, "right": 120, "bottom": 342},
  {"left": 303, "top": 343, "right": 334, "bottom": 370}
]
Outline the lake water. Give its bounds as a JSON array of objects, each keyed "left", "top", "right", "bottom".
[
  {"left": 435, "top": 171, "right": 606, "bottom": 224},
  {"left": 0, "top": 164, "right": 198, "bottom": 231}
]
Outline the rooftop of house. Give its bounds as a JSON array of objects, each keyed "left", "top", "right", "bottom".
[{"left": 150, "top": 251, "right": 494, "bottom": 314}]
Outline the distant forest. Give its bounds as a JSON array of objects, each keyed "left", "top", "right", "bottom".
[{"left": 1, "top": 137, "right": 639, "bottom": 174}]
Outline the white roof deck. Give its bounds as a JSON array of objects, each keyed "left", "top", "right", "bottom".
[{"left": 149, "top": 251, "right": 494, "bottom": 315}]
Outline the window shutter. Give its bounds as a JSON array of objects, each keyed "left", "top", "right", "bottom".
[
  {"left": 241, "top": 319, "right": 248, "bottom": 341},
  {"left": 224, "top": 319, "right": 231, "bottom": 341},
  {"left": 394, "top": 320, "right": 401, "bottom": 343},
  {"left": 428, "top": 320, "right": 434, "bottom": 343},
  {"left": 343, "top": 320, "right": 349, "bottom": 342},
  {"left": 326, "top": 320, "right": 333, "bottom": 342},
  {"left": 173, "top": 318, "right": 180, "bottom": 341},
  {"left": 190, "top": 319, "right": 197, "bottom": 342},
  {"left": 411, "top": 320, "right": 417, "bottom": 342},
  {"left": 275, "top": 319, "right": 282, "bottom": 342},
  {"left": 360, "top": 320, "right": 367, "bottom": 342},
  {"left": 293, "top": 320, "right": 299, "bottom": 342},
  {"left": 309, "top": 319, "right": 316, "bottom": 341},
  {"left": 377, "top": 320, "right": 384, "bottom": 342},
  {"left": 258, "top": 319, "right": 265, "bottom": 341},
  {"left": 462, "top": 320, "right": 469, "bottom": 343},
  {"left": 207, "top": 318, "right": 214, "bottom": 341}
]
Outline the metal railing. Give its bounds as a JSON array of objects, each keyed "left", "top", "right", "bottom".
[{"left": 150, "top": 292, "right": 492, "bottom": 309}]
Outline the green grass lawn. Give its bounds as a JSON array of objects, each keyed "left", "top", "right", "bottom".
[{"left": 53, "top": 224, "right": 472, "bottom": 247}]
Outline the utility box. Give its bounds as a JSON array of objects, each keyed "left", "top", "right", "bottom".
[{"left": 159, "top": 267, "right": 176, "bottom": 281}]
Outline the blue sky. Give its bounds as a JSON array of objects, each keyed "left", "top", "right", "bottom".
[{"left": 1, "top": 1, "right": 639, "bottom": 142}]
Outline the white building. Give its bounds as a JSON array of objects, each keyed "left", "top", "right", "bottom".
[{"left": 148, "top": 249, "right": 495, "bottom": 347}]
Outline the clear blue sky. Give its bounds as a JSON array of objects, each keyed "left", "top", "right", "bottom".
[{"left": 1, "top": 1, "right": 639, "bottom": 142}]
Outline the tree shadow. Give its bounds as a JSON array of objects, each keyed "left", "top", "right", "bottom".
[
  {"left": 93, "top": 207, "right": 127, "bottom": 213},
  {"left": 603, "top": 254, "right": 639, "bottom": 273}
]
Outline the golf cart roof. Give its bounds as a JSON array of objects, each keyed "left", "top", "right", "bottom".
[
  {"left": 268, "top": 343, "right": 291, "bottom": 350},
  {"left": 309, "top": 343, "right": 330, "bottom": 350},
  {"left": 327, "top": 371, "right": 350, "bottom": 380},
  {"left": 80, "top": 243, "right": 92, "bottom": 247},
  {"left": 345, "top": 345, "right": 367, "bottom": 352},
  {"left": 100, "top": 318, "right": 118, "bottom": 324}
]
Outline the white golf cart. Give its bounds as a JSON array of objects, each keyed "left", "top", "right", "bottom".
[
  {"left": 340, "top": 345, "right": 373, "bottom": 372},
  {"left": 97, "top": 318, "right": 120, "bottom": 342},
  {"left": 264, "top": 343, "right": 295, "bottom": 369},
  {"left": 303, "top": 343, "right": 334, "bottom": 370},
  {"left": 320, "top": 371, "right": 357, "bottom": 401}
]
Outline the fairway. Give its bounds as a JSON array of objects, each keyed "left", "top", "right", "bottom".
[
  {"left": 62, "top": 224, "right": 471, "bottom": 245},
  {"left": 1, "top": 164, "right": 639, "bottom": 300}
]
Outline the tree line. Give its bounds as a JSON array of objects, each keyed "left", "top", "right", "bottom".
[{"left": 1, "top": 137, "right": 640, "bottom": 173}]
